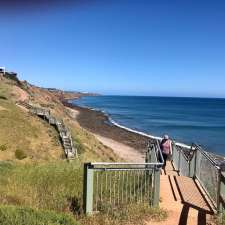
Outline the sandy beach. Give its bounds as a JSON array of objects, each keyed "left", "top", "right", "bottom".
[{"left": 64, "top": 101, "right": 149, "bottom": 162}]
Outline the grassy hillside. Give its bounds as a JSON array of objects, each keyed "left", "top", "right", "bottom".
[
  {"left": 0, "top": 75, "right": 118, "bottom": 162},
  {"left": 0, "top": 74, "right": 166, "bottom": 225},
  {"left": 0, "top": 86, "right": 63, "bottom": 162}
]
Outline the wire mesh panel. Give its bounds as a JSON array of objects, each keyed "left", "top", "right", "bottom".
[
  {"left": 84, "top": 140, "right": 163, "bottom": 214},
  {"left": 179, "top": 151, "right": 190, "bottom": 177},
  {"left": 195, "top": 149, "right": 219, "bottom": 206},
  {"left": 93, "top": 169, "right": 154, "bottom": 213},
  {"left": 172, "top": 144, "right": 180, "bottom": 171}
]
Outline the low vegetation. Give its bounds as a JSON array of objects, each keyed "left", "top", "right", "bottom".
[
  {"left": 0, "top": 76, "right": 167, "bottom": 224},
  {"left": 15, "top": 149, "right": 27, "bottom": 160},
  {"left": 0, "top": 205, "right": 79, "bottom": 225},
  {"left": 0, "top": 98, "right": 63, "bottom": 161},
  {"left": 0, "top": 161, "right": 83, "bottom": 212},
  {"left": 80, "top": 204, "right": 167, "bottom": 225}
]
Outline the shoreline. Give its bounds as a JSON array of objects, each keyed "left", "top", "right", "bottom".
[
  {"left": 63, "top": 100, "right": 150, "bottom": 154},
  {"left": 63, "top": 99, "right": 225, "bottom": 164},
  {"left": 64, "top": 99, "right": 191, "bottom": 148}
]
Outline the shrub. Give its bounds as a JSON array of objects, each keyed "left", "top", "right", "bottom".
[
  {"left": 0, "top": 205, "right": 79, "bottom": 225},
  {"left": 0, "top": 144, "right": 7, "bottom": 151},
  {"left": 0, "top": 95, "right": 7, "bottom": 100},
  {"left": 15, "top": 149, "right": 27, "bottom": 160}
]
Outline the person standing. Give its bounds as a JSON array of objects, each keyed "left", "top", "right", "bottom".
[{"left": 160, "top": 134, "right": 172, "bottom": 169}]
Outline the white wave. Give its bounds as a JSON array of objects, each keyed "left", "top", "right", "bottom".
[
  {"left": 108, "top": 117, "right": 191, "bottom": 149},
  {"left": 74, "top": 101, "right": 191, "bottom": 149}
]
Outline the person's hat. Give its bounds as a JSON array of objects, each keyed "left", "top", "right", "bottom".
[{"left": 164, "top": 134, "right": 169, "bottom": 140}]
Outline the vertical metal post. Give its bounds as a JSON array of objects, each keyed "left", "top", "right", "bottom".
[
  {"left": 83, "top": 163, "right": 94, "bottom": 214},
  {"left": 178, "top": 149, "right": 181, "bottom": 174},
  {"left": 189, "top": 149, "right": 196, "bottom": 178},
  {"left": 152, "top": 167, "right": 160, "bottom": 207},
  {"left": 193, "top": 148, "right": 198, "bottom": 179},
  {"left": 217, "top": 169, "right": 221, "bottom": 212}
]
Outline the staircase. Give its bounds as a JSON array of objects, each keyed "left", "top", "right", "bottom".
[{"left": 16, "top": 100, "right": 78, "bottom": 159}]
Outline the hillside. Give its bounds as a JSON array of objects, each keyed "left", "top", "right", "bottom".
[
  {"left": 0, "top": 72, "right": 166, "bottom": 225},
  {"left": 0, "top": 73, "right": 118, "bottom": 162}
]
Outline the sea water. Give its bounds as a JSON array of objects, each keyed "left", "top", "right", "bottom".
[{"left": 72, "top": 96, "right": 225, "bottom": 155}]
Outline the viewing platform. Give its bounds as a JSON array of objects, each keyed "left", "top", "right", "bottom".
[
  {"left": 84, "top": 140, "right": 225, "bottom": 225},
  {"left": 154, "top": 162, "right": 214, "bottom": 225}
]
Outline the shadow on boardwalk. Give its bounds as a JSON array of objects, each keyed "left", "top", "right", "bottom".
[{"left": 150, "top": 162, "right": 215, "bottom": 225}]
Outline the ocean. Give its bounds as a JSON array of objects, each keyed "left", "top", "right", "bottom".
[{"left": 72, "top": 96, "right": 225, "bottom": 155}]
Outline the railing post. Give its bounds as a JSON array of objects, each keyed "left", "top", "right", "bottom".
[
  {"left": 193, "top": 146, "right": 198, "bottom": 179},
  {"left": 219, "top": 171, "right": 225, "bottom": 223},
  {"left": 152, "top": 167, "right": 160, "bottom": 207},
  {"left": 189, "top": 145, "right": 196, "bottom": 177},
  {"left": 178, "top": 148, "right": 181, "bottom": 174},
  {"left": 83, "top": 163, "right": 94, "bottom": 214},
  {"left": 217, "top": 169, "right": 221, "bottom": 212}
]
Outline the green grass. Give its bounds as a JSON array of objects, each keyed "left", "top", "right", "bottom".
[
  {"left": 0, "top": 161, "right": 83, "bottom": 212},
  {"left": 0, "top": 205, "right": 79, "bottom": 225},
  {"left": 0, "top": 78, "right": 167, "bottom": 225}
]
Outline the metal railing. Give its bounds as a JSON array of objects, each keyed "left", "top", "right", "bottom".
[
  {"left": 171, "top": 142, "right": 225, "bottom": 214},
  {"left": 219, "top": 172, "right": 225, "bottom": 222},
  {"left": 83, "top": 140, "right": 164, "bottom": 214}
]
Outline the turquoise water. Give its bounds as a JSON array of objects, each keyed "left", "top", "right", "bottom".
[{"left": 72, "top": 96, "right": 225, "bottom": 155}]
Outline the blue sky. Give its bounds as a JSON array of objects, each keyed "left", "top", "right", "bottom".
[{"left": 0, "top": 1, "right": 225, "bottom": 97}]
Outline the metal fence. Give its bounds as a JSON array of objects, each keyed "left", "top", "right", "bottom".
[
  {"left": 171, "top": 142, "right": 225, "bottom": 213},
  {"left": 195, "top": 147, "right": 220, "bottom": 207},
  {"left": 219, "top": 172, "right": 225, "bottom": 222},
  {"left": 83, "top": 140, "right": 164, "bottom": 214}
]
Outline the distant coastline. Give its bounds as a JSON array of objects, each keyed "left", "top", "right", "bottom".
[
  {"left": 63, "top": 98, "right": 191, "bottom": 151},
  {"left": 63, "top": 100, "right": 149, "bottom": 152},
  {"left": 63, "top": 96, "right": 225, "bottom": 164}
]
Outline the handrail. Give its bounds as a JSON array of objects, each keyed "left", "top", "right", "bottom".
[
  {"left": 91, "top": 162, "right": 163, "bottom": 166},
  {"left": 179, "top": 146, "right": 189, "bottom": 162},
  {"left": 193, "top": 144, "right": 220, "bottom": 168},
  {"left": 146, "top": 139, "right": 164, "bottom": 166},
  {"left": 83, "top": 140, "right": 163, "bottom": 214}
]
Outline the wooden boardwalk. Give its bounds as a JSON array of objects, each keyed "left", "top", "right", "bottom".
[
  {"left": 16, "top": 101, "right": 78, "bottom": 159},
  {"left": 150, "top": 162, "right": 215, "bottom": 225}
]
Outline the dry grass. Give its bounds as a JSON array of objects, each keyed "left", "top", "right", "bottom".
[
  {"left": 0, "top": 161, "right": 83, "bottom": 212},
  {"left": 0, "top": 98, "right": 63, "bottom": 162},
  {"left": 0, "top": 76, "right": 167, "bottom": 225},
  {"left": 0, "top": 205, "right": 79, "bottom": 225},
  {"left": 79, "top": 204, "right": 167, "bottom": 225}
]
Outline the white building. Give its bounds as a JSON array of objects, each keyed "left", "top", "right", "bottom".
[{"left": 0, "top": 67, "right": 5, "bottom": 74}]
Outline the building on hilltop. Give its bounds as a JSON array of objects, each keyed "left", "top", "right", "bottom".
[{"left": 0, "top": 67, "right": 5, "bottom": 75}]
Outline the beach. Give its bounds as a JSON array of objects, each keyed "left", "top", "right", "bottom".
[{"left": 64, "top": 101, "right": 149, "bottom": 162}]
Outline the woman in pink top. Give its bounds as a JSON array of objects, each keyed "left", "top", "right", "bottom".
[{"left": 160, "top": 134, "right": 172, "bottom": 169}]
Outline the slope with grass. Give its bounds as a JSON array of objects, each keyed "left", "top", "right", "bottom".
[
  {"left": 0, "top": 89, "right": 63, "bottom": 161},
  {"left": 0, "top": 73, "right": 167, "bottom": 225}
]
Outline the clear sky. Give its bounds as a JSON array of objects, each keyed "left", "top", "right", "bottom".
[{"left": 0, "top": 0, "right": 225, "bottom": 97}]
